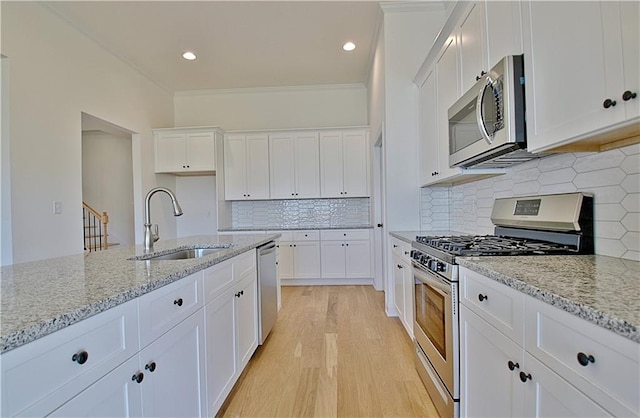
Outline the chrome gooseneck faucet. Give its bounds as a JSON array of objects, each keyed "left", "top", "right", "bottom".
[{"left": 144, "top": 187, "right": 183, "bottom": 252}]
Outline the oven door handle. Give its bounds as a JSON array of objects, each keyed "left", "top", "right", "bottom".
[{"left": 413, "top": 263, "right": 451, "bottom": 295}]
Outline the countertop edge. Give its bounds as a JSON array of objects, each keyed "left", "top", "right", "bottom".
[
  {"left": 456, "top": 258, "right": 640, "bottom": 344},
  {"left": 0, "top": 234, "right": 280, "bottom": 354}
]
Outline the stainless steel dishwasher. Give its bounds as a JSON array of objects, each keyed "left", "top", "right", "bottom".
[{"left": 257, "top": 241, "right": 277, "bottom": 344}]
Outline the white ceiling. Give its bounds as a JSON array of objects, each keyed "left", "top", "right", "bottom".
[{"left": 45, "top": 1, "right": 383, "bottom": 93}]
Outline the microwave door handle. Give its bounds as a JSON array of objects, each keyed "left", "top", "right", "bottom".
[{"left": 476, "top": 76, "right": 494, "bottom": 145}]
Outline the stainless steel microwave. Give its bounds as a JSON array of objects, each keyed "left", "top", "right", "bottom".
[{"left": 448, "top": 55, "right": 534, "bottom": 168}]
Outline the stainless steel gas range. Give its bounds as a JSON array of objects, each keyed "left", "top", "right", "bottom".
[{"left": 411, "top": 192, "right": 594, "bottom": 418}]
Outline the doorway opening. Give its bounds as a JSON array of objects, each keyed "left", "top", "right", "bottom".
[{"left": 81, "top": 113, "right": 135, "bottom": 249}]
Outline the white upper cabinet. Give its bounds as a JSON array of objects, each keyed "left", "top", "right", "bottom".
[
  {"left": 458, "top": 1, "right": 523, "bottom": 94},
  {"left": 522, "top": 1, "right": 640, "bottom": 153},
  {"left": 320, "top": 129, "right": 369, "bottom": 198},
  {"left": 419, "top": 67, "right": 439, "bottom": 186},
  {"left": 269, "top": 132, "right": 320, "bottom": 199},
  {"left": 154, "top": 128, "right": 221, "bottom": 175},
  {"left": 224, "top": 134, "right": 270, "bottom": 200}
]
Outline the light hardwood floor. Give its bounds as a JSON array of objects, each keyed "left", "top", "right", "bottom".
[{"left": 217, "top": 285, "right": 440, "bottom": 418}]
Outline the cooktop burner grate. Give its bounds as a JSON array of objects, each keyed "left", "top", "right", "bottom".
[{"left": 415, "top": 234, "right": 577, "bottom": 256}]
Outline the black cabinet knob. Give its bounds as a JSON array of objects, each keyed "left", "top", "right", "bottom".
[
  {"left": 507, "top": 361, "right": 520, "bottom": 371},
  {"left": 603, "top": 98, "right": 617, "bottom": 108},
  {"left": 622, "top": 90, "right": 637, "bottom": 101},
  {"left": 397, "top": 264, "right": 403, "bottom": 269},
  {"left": 174, "top": 298, "right": 183, "bottom": 307},
  {"left": 519, "top": 372, "right": 532, "bottom": 383},
  {"left": 478, "top": 293, "right": 488, "bottom": 302},
  {"left": 235, "top": 291, "right": 241, "bottom": 298},
  {"left": 131, "top": 372, "right": 144, "bottom": 384},
  {"left": 72, "top": 350, "right": 89, "bottom": 365},
  {"left": 577, "top": 352, "right": 595, "bottom": 366},
  {"left": 377, "top": 223, "right": 383, "bottom": 228},
  {"left": 145, "top": 362, "right": 157, "bottom": 372}
]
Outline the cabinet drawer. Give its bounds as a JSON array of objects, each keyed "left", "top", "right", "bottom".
[
  {"left": 321, "top": 229, "right": 370, "bottom": 241},
  {"left": 460, "top": 267, "right": 524, "bottom": 345},
  {"left": 138, "top": 272, "right": 203, "bottom": 347},
  {"left": 233, "top": 249, "right": 257, "bottom": 280},
  {"left": 524, "top": 297, "right": 639, "bottom": 417},
  {"left": 390, "top": 236, "right": 412, "bottom": 261},
  {"left": 204, "top": 257, "right": 234, "bottom": 304},
  {"left": 293, "top": 230, "right": 320, "bottom": 241},
  {"left": 1, "top": 300, "right": 139, "bottom": 417}
]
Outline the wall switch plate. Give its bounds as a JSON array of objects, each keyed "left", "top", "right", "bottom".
[{"left": 53, "top": 201, "right": 62, "bottom": 214}]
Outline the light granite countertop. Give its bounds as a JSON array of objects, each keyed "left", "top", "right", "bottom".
[
  {"left": 0, "top": 234, "right": 279, "bottom": 354},
  {"left": 457, "top": 255, "right": 640, "bottom": 343},
  {"left": 219, "top": 225, "right": 373, "bottom": 232}
]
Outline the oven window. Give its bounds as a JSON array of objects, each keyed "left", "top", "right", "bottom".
[{"left": 415, "top": 279, "right": 447, "bottom": 359}]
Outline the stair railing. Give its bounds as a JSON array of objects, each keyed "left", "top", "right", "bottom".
[{"left": 82, "top": 202, "right": 109, "bottom": 252}]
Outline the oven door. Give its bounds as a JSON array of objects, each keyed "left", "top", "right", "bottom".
[{"left": 413, "top": 261, "right": 459, "bottom": 398}]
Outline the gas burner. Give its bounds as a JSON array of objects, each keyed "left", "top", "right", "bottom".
[{"left": 415, "top": 234, "right": 577, "bottom": 257}]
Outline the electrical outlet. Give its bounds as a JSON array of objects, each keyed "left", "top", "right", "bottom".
[{"left": 53, "top": 201, "right": 62, "bottom": 214}]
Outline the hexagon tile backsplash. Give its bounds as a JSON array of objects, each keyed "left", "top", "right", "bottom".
[{"left": 421, "top": 143, "right": 640, "bottom": 261}]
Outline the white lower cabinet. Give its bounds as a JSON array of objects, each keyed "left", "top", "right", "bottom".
[
  {"left": 320, "top": 229, "right": 372, "bottom": 280},
  {"left": 276, "top": 231, "right": 321, "bottom": 281},
  {"left": 139, "top": 309, "right": 206, "bottom": 418},
  {"left": 390, "top": 236, "right": 413, "bottom": 337},
  {"left": 49, "top": 356, "right": 143, "bottom": 417},
  {"left": 203, "top": 249, "right": 258, "bottom": 417},
  {"left": 460, "top": 266, "right": 639, "bottom": 418}
]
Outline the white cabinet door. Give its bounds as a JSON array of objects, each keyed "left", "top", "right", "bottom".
[
  {"left": 277, "top": 241, "right": 294, "bottom": 280},
  {"left": 140, "top": 310, "right": 206, "bottom": 418},
  {"left": 49, "top": 356, "right": 142, "bottom": 418},
  {"left": 458, "top": 2, "right": 487, "bottom": 93},
  {"left": 154, "top": 130, "right": 216, "bottom": 173},
  {"left": 320, "top": 131, "right": 344, "bottom": 198},
  {"left": 620, "top": 1, "right": 640, "bottom": 120},
  {"left": 294, "top": 132, "right": 320, "bottom": 198},
  {"left": 522, "top": 354, "right": 613, "bottom": 418},
  {"left": 294, "top": 241, "right": 321, "bottom": 278},
  {"left": 235, "top": 276, "right": 258, "bottom": 370},
  {"left": 435, "top": 35, "right": 463, "bottom": 181},
  {"left": 269, "top": 134, "right": 296, "bottom": 199},
  {"left": 185, "top": 132, "right": 215, "bottom": 172},
  {"left": 245, "top": 134, "right": 270, "bottom": 200},
  {"left": 345, "top": 240, "right": 371, "bottom": 278},
  {"left": 522, "top": 1, "right": 630, "bottom": 152},
  {"left": 484, "top": 0, "right": 523, "bottom": 68},
  {"left": 342, "top": 131, "right": 369, "bottom": 197},
  {"left": 320, "top": 240, "right": 347, "bottom": 279},
  {"left": 419, "top": 67, "right": 440, "bottom": 186},
  {"left": 204, "top": 287, "right": 237, "bottom": 417},
  {"left": 460, "top": 306, "right": 524, "bottom": 418},
  {"left": 224, "top": 134, "right": 249, "bottom": 200},
  {"left": 225, "top": 134, "right": 269, "bottom": 200},
  {"left": 392, "top": 255, "right": 405, "bottom": 320},
  {"left": 155, "top": 133, "right": 188, "bottom": 173}
]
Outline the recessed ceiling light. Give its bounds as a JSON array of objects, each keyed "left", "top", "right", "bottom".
[
  {"left": 342, "top": 42, "right": 356, "bottom": 52},
  {"left": 182, "top": 51, "right": 197, "bottom": 60}
]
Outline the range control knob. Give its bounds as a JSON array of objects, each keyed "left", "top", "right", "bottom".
[{"left": 435, "top": 262, "right": 445, "bottom": 272}]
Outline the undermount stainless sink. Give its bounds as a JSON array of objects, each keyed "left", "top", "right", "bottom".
[{"left": 132, "top": 245, "right": 233, "bottom": 261}]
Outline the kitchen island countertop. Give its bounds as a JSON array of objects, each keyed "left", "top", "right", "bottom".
[{"left": 0, "top": 234, "right": 279, "bottom": 354}]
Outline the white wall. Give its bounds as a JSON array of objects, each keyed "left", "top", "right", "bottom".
[
  {"left": 176, "top": 176, "right": 218, "bottom": 237},
  {"left": 173, "top": 84, "right": 368, "bottom": 130},
  {"left": 1, "top": 55, "right": 12, "bottom": 265},
  {"left": 2, "top": 2, "right": 174, "bottom": 263},
  {"left": 380, "top": 4, "right": 446, "bottom": 231}
]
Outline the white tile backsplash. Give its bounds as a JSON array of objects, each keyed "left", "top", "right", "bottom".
[
  {"left": 420, "top": 143, "right": 640, "bottom": 261},
  {"left": 231, "top": 197, "right": 370, "bottom": 229}
]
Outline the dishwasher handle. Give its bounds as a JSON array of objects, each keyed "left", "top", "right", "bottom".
[{"left": 258, "top": 241, "right": 276, "bottom": 255}]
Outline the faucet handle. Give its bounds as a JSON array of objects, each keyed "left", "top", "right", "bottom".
[{"left": 152, "top": 224, "right": 160, "bottom": 242}]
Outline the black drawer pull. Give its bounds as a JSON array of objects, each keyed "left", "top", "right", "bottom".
[
  {"left": 478, "top": 293, "right": 488, "bottom": 302},
  {"left": 507, "top": 361, "right": 519, "bottom": 371},
  {"left": 519, "top": 372, "right": 532, "bottom": 383},
  {"left": 72, "top": 350, "right": 89, "bottom": 365},
  {"left": 174, "top": 298, "right": 183, "bottom": 307},
  {"left": 603, "top": 98, "right": 617, "bottom": 108},
  {"left": 132, "top": 372, "right": 144, "bottom": 384},
  {"left": 145, "top": 362, "right": 157, "bottom": 372},
  {"left": 577, "top": 352, "right": 595, "bottom": 366},
  {"left": 622, "top": 90, "right": 637, "bottom": 101}
]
